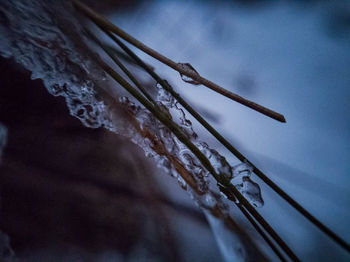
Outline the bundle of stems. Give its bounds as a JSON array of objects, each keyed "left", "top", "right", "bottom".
[
  {"left": 73, "top": 1, "right": 350, "bottom": 261},
  {"left": 89, "top": 29, "right": 298, "bottom": 259},
  {"left": 88, "top": 29, "right": 297, "bottom": 261}
]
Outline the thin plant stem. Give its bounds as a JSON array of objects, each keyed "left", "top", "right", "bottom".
[
  {"left": 98, "top": 26, "right": 350, "bottom": 255},
  {"left": 72, "top": 0, "right": 286, "bottom": 123}
]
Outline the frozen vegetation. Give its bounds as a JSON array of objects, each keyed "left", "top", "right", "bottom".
[{"left": 1, "top": 0, "right": 349, "bottom": 261}]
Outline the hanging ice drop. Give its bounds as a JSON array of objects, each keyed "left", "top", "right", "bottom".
[
  {"left": 177, "top": 63, "right": 201, "bottom": 85},
  {"left": 236, "top": 176, "right": 264, "bottom": 208}
]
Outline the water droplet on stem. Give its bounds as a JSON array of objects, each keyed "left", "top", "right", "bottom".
[{"left": 178, "top": 63, "right": 200, "bottom": 85}]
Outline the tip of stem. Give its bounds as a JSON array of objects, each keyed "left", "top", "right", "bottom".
[{"left": 279, "top": 115, "right": 286, "bottom": 123}]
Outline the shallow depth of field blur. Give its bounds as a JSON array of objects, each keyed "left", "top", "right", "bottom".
[{"left": 0, "top": 1, "right": 349, "bottom": 261}]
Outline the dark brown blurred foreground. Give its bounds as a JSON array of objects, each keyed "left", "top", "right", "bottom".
[{"left": 0, "top": 57, "right": 212, "bottom": 261}]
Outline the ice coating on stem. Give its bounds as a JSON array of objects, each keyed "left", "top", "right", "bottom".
[
  {"left": 235, "top": 176, "right": 264, "bottom": 208},
  {"left": 233, "top": 162, "right": 254, "bottom": 178},
  {"left": 232, "top": 162, "right": 263, "bottom": 207},
  {"left": 198, "top": 142, "right": 233, "bottom": 180},
  {"left": 119, "top": 96, "right": 209, "bottom": 194},
  {"left": 156, "top": 83, "right": 198, "bottom": 139},
  {"left": 156, "top": 83, "right": 175, "bottom": 107},
  {"left": 177, "top": 63, "right": 201, "bottom": 85}
]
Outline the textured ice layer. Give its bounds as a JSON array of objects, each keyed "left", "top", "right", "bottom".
[
  {"left": 0, "top": 0, "right": 115, "bottom": 129},
  {"left": 0, "top": 0, "right": 263, "bottom": 217}
]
